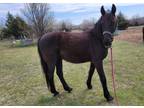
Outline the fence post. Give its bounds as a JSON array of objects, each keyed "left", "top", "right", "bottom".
[{"left": 143, "top": 27, "right": 144, "bottom": 43}]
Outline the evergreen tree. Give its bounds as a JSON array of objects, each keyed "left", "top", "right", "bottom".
[
  {"left": 2, "top": 12, "right": 28, "bottom": 39},
  {"left": 117, "top": 12, "right": 129, "bottom": 30}
]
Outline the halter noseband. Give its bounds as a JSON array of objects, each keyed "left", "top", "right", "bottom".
[{"left": 103, "top": 31, "right": 113, "bottom": 36}]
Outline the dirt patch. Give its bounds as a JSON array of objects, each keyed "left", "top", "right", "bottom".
[
  {"left": 115, "top": 26, "right": 144, "bottom": 43},
  {"left": 72, "top": 26, "right": 144, "bottom": 44}
]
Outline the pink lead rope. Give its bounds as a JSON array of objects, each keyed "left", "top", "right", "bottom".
[{"left": 109, "top": 47, "right": 119, "bottom": 105}]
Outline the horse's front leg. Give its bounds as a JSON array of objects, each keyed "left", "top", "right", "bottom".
[
  {"left": 93, "top": 60, "right": 113, "bottom": 101},
  {"left": 87, "top": 62, "right": 95, "bottom": 89}
]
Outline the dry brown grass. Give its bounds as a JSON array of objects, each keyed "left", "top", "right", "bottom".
[
  {"left": 115, "top": 26, "right": 144, "bottom": 43},
  {"left": 72, "top": 26, "right": 144, "bottom": 44}
]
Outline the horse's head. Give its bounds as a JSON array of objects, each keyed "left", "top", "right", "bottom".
[{"left": 100, "top": 4, "right": 117, "bottom": 48}]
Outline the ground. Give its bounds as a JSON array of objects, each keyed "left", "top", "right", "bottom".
[
  {"left": 0, "top": 26, "right": 144, "bottom": 105},
  {"left": 115, "top": 26, "right": 144, "bottom": 43}
]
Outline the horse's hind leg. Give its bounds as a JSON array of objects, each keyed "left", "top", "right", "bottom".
[
  {"left": 42, "top": 51, "right": 58, "bottom": 96},
  {"left": 86, "top": 62, "right": 95, "bottom": 89},
  {"left": 46, "top": 62, "right": 59, "bottom": 96},
  {"left": 47, "top": 62, "right": 59, "bottom": 96},
  {"left": 56, "top": 54, "right": 72, "bottom": 93},
  {"left": 38, "top": 47, "right": 59, "bottom": 96}
]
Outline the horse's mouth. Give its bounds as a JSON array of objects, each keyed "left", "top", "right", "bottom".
[{"left": 104, "top": 42, "right": 112, "bottom": 48}]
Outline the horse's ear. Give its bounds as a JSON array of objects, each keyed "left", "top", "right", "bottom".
[
  {"left": 101, "top": 6, "right": 105, "bottom": 16},
  {"left": 111, "top": 4, "right": 116, "bottom": 15}
]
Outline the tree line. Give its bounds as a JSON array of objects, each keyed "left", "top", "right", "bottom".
[{"left": 0, "top": 3, "right": 144, "bottom": 40}]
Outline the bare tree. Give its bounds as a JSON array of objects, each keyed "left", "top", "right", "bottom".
[
  {"left": 131, "top": 15, "right": 140, "bottom": 26},
  {"left": 22, "top": 3, "right": 54, "bottom": 37},
  {"left": 0, "top": 26, "right": 2, "bottom": 40},
  {"left": 129, "top": 15, "right": 144, "bottom": 26},
  {"left": 59, "top": 20, "right": 72, "bottom": 32},
  {"left": 53, "top": 20, "right": 73, "bottom": 32},
  {"left": 64, "top": 20, "right": 73, "bottom": 31},
  {"left": 80, "top": 19, "right": 95, "bottom": 31}
]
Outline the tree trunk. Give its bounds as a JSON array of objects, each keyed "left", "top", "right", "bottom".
[{"left": 142, "top": 27, "right": 144, "bottom": 43}]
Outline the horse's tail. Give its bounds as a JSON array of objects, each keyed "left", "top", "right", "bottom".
[{"left": 37, "top": 38, "right": 50, "bottom": 89}]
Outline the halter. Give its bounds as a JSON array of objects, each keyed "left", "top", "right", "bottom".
[
  {"left": 103, "top": 29, "right": 119, "bottom": 37},
  {"left": 103, "top": 31, "right": 113, "bottom": 36},
  {"left": 102, "top": 23, "right": 119, "bottom": 37}
]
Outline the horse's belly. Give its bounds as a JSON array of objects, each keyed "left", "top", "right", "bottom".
[{"left": 60, "top": 51, "right": 90, "bottom": 63}]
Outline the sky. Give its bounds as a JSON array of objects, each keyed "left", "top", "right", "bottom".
[{"left": 0, "top": 3, "right": 144, "bottom": 25}]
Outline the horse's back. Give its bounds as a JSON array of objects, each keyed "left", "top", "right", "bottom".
[
  {"left": 38, "top": 31, "right": 91, "bottom": 63},
  {"left": 39, "top": 32, "right": 59, "bottom": 46}
]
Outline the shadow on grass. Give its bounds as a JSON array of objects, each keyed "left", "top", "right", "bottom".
[{"left": 36, "top": 88, "right": 114, "bottom": 106}]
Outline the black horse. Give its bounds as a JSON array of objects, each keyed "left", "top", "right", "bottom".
[{"left": 37, "top": 4, "right": 117, "bottom": 101}]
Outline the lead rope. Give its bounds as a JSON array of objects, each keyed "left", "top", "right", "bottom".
[{"left": 109, "top": 47, "right": 119, "bottom": 106}]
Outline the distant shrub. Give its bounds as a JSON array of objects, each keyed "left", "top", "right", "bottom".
[
  {"left": 117, "top": 12, "right": 129, "bottom": 30},
  {"left": 80, "top": 19, "right": 95, "bottom": 31}
]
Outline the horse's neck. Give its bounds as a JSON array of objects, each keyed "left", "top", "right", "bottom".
[
  {"left": 89, "top": 20, "right": 108, "bottom": 51},
  {"left": 95, "top": 21, "right": 102, "bottom": 36},
  {"left": 90, "top": 21, "right": 103, "bottom": 42}
]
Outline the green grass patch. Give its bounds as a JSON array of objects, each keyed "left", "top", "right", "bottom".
[{"left": 0, "top": 40, "right": 144, "bottom": 105}]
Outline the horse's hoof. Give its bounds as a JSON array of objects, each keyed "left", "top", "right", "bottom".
[
  {"left": 86, "top": 81, "right": 92, "bottom": 89},
  {"left": 67, "top": 88, "right": 72, "bottom": 93},
  {"left": 106, "top": 96, "right": 114, "bottom": 102},
  {"left": 87, "top": 85, "right": 92, "bottom": 89},
  {"left": 65, "top": 87, "right": 73, "bottom": 93},
  {"left": 53, "top": 91, "right": 59, "bottom": 97}
]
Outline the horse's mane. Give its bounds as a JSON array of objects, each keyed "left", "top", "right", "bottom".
[{"left": 90, "top": 18, "right": 103, "bottom": 41}]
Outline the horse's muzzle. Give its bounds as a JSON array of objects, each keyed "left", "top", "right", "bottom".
[
  {"left": 103, "top": 36, "right": 113, "bottom": 48},
  {"left": 104, "top": 42, "right": 112, "bottom": 48}
]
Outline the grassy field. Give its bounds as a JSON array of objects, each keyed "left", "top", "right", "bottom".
[{"left": 0, "top": 40, "right": 144, "bottom": 106}]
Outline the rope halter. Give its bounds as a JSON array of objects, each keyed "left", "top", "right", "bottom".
[{"left": 103, "top": 31, "right": 113, "bottom": 36}]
